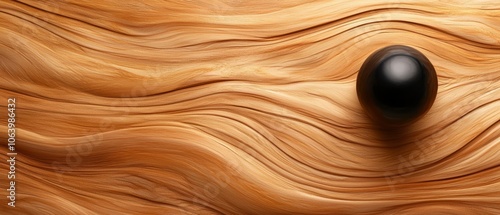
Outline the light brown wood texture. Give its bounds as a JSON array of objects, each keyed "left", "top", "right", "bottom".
[{"left": 0, "top": 0, "right": 499, "bottom": 214}]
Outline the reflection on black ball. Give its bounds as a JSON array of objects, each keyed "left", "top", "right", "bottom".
[{"left": 356, "top": 45, "right": 438, "bottom": 126}]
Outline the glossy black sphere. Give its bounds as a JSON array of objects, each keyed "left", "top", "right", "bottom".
[{"left": 356, "top": 45, "right": 438, "bottom": 126}]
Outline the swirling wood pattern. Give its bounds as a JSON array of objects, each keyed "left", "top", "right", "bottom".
[{"left": 0, "top": 0, "right": 499, "bottom": 214}]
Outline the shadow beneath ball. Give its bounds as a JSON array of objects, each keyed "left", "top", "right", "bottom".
[{"left": 361, "top": 113, "right": 431, "bottom": 162}]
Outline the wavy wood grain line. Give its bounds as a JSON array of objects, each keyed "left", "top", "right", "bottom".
[{"left": 0, "top": 0, "right": 499, "bottom": 214}]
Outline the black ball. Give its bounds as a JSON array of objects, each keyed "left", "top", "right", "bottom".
[{"left": 356, "top": 45, "right": 438, "bottom": 126}]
